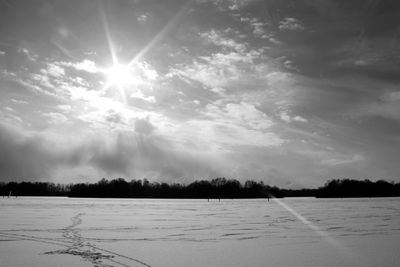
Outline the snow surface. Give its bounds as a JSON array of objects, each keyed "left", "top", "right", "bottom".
[{"left": 1, "top": 197, "right": 400, "bottom": 267}]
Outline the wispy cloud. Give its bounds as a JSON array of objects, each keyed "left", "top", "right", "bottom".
[{"left": 279, "top": 17, "right": 306, "bottom": 31}]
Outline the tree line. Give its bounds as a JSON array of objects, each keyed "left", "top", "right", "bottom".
[
  {"left": 0, "top": 178, "right": 399, "bottom": 198},
  {"left": 316, "top": 179, "right": 400, "bottom": 198}
]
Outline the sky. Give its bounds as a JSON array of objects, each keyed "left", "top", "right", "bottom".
[{"left": 0, "top": 0, "right": 399, "bottom": 187}]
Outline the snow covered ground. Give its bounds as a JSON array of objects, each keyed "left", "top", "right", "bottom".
[{"left": 1, "top": 197, "right": 399, "bottom": 267}]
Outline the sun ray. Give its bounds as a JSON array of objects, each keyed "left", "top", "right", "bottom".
[
  {"left": 127, "top": 0, "right": 192, "bottom": 67},
  {"left": 98, "top": 1, "right": 118, "bottom": 66},
  {"left": 98, "top": 1, "right": 129, "bottom": 104},
  {"left": 97, "top": 0, "right": 191, "bottom": 105}
]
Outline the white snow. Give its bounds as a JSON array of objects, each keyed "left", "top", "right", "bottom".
[{"left": 1, "top": 197, "right": 399, "bottom": 267}]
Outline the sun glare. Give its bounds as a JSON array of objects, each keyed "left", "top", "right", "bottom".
[
  {"left": 99, "top": 62, "right": 142, "bottom": 104},
  {"left": 101, "top": 62, "right": 142, "bottom": 104},
  {"left": 105, "top": 63, "right": 135, "bottom": 88}
]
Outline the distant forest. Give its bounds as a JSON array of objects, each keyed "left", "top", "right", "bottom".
[{"left": 0, "top": 178, "right": 399, "bottom": 198}]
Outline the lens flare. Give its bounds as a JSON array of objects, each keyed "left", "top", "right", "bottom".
[{"left": 272, "top": 197, "right": 354, "bottom": 258}]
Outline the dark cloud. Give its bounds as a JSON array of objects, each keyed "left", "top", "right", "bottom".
[
  {"left": 0, "top": 123, "right": 56, "bottom": 181},
  {"left": 0, "top": 122, "right": 224, "bottom": 183},
  {"left": 134, "top": 118, "right": 155, "bottom": 135},
  {"left": 83, "top": 131, "right": 224, "bottom": 182}
]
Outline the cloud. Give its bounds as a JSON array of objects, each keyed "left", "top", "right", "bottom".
[
  {"left": 226, "top": 0, "right": 254, "bottom": 10},
  {"left": 85, "top": 132, "right": 226, "bottom": 182},
  {"left": 239, "top": 17, "right": 271, "bottom": 39},
  {"left": 293, "top": 116, "right": 308, "bottom": 123},
  {"left": 43, "top": 112, "right": 68, "bottom": 124},
  {"left": 177, "top": 101, "right": 283, "bottom": 150},
  {"left": 279, "top": 17, "right": 306, "bottom": 31},
  {"left": 207, "top": 101, "right": 274, "bottom": 130},
  {"left": 0, "top": 123, "right": 59, "bottom": 180},
  {"left": 354, "top": 90, "right": 400, "bottom": 121},
  {"left": 137, "top": 13, "right": 149, "bottom": 23},
  {"left": 279, "top": 111, "right": 308, "bottom": 123},
  {"left": 57, "top": 104, "right": 72, "bottom": 113},
  {"left": 0, "top": 108, "right": 23, "bottom": 125},
  {"left": 200, "top": 29, "right": 246, "bottom": 52},
  {"left": 11, "top": 99, "right": 29, "bottom": 105},
  {"left": 199, "top": 0, "right": 257, "bottom": 11},
  {"left": 134, "top": 118, "right": 155, "bottom": 135},
  {"left": 131, "top": 90, "right": 156, "bottom": 103},
  {"left": 171, "top": 29, "right": 268, "bottom": 89},
  {"left": 0, "top": 121, "right": 228, "bottom": 182},
  {"left": 30, "top": 73, "right": 54, "bottom": 89},
  {"left": 17, "top": 47, "right": 38, "bottom": 61},
  {"left": 320, "top": 154, "right": 364, "bottom": 166},
  {"left": 62, "top": 59, "right": 99, "bottom": 73},
  {"left": 42, "top": 63, "right": 65, "bottom": 77}
]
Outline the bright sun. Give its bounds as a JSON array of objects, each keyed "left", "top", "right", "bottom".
[
  {"left": 104, "top": 63, "right": 135, "bottom": 88},
  {"left": 100, "top": 62, "right": 142, "bottom": 104}
]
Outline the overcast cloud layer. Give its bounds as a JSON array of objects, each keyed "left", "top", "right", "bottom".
[{"left": 1, "top": 0, "right": 400, "bottom": 187}]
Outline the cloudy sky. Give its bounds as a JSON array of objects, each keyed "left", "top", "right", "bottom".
[{"left": 0, "top": 0, "right": 399, "bottom": 187}]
